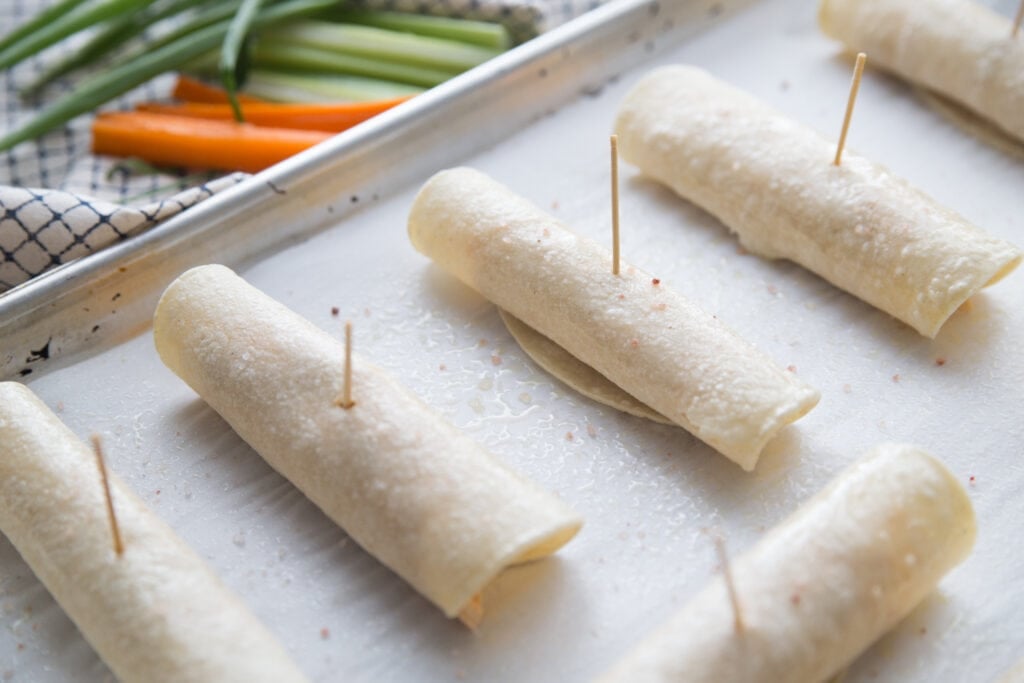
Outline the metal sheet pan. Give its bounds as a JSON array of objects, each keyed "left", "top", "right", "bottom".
[
  {"left": 3, "top": 0, "right": 1024, "bottom": 681},
  {"left": 0, "top": 0, "right": 742, "bottom": 381}
]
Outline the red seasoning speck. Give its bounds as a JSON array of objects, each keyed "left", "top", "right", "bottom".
[
  {"left": 935, "top": 358, "right": 946, "bottom": 366},
  {"left": 652, "top": 278, "right": 661, "bottom": 286},
  {"left": 491, "top": 355, "right": 502, "bottom": 366},
  {"left": 892, "top": 374, "right": 901, "bottom": 383},
  {"left": 320, "top": 627, "right": 330, "bottom": 640},
  {"left": 330, "top": 307, "right": 339, "bottom": 316},
  {"left": 566, "top": 432, "right": 574, "bottom": 441},
  {"left": 439, "top": 364, "right": 447, "bottom": 371},
  {"left": 787, "top": 365, "right": 797, "bottom": 373},
  {"left": 969, "top": 476, "right": 976, "bottom": 485},
  {"left": 629, "top": 339, "right": 639, "bottom": 349}
]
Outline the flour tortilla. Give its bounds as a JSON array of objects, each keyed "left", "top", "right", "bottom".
[
  {"left": 500, "top": 309, "right": 673, "bottom": 425},
  {"left": 614, "top": 65, "right": 1021, "bottom": 338},
  {"left": 409, "top": 168, "right": 819, "bottom": 471},
  {"left": 819, "top": 0, "right": 1024, "bottom": 145},
  {"left": 598, "top": 443, "right": 976, "bottom": 683},
  {"left": 153, "top": 264, "right": 582, "bottom": 618},
  {"left": 0, "top": 381, "right": 307, "bottom": 683}
]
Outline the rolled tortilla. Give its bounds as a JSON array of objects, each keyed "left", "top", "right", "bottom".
[
  {"left": 153, "top": 264, "right": 581, "bottom": 618},
  {"left": 614, "top": 65, "right": 1022, "bottom": 338},
  {"left": 597, "top": 443, "right": 976, "bottom": 683},
  {"left": 0, "top": 381, "right": 307, "bottom": 683},
  {"left": 819, "top": 0, "right": 1024, "bottom": 144},
  {"left": 408, "top": 167, "right": 819, "bottom": 472}
]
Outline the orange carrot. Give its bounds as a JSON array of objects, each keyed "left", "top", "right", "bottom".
[
  {"left": 172, "top": 75, "right": 265, "bottom": 104},
  {"left": 92, "top": 111, "right": 331, "bottom": 172},
  {"left": 136, "top": 96, "right": 411, "bottom": 132}
]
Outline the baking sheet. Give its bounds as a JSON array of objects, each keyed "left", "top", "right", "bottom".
[{"left": 4, "top": 0, "right": 1024, "bottom": 680}]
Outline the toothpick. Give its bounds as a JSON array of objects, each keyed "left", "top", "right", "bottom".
[
  {"left": 1013, "top": 0, "right": 1024, "bottom": 38},
  {"left": 714, "top": 535, "right": 744, "bottom": 634},
  {"left": 90, "top": 435, "right": 124, "bottom": 557},
  {"left": 336, "top": 321, "right": 356, "bottom": 409},
  {"left": 833, "top": 52, "right": 867, "bottom": 166},
  {"left": 457, "top": 593, "right": 484, "bottom": 630},
  {"left": 610, "top": 134, "right": 621, "bottom": 276}
]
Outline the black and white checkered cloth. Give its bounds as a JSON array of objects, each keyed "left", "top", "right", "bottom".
[
  {"left": 0, "top": 0, "right": 603, "bottom": 291},
  {"left": 0, "top": 174, "right": 247, "bottom": 292}
]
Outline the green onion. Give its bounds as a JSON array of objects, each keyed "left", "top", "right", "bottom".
[
  {"left": 220, "top": 0, "right": 264, "bottom": 121},
  {"left": 251, "top": 39, "right": 458, "bottom": 88},
  {"left": 241, "top": 68, "right": 424, "bottom": 102},
  {"left": 0, "top": 0, "right": 338, "bottom": 152},
  {"left": 0, "top": 0, "right": 154, "bottom": 70},
  {"left": 22, "top": 0, "right": 212, "bottom": 97},
  {"left": 0, "top": 0, "right": 87, "bottom": 54},
  {"left": 330, "top": 10, "right": 511, "bottom": 50},
  {"left": 263, "top": 20, "right": 503, "bottom": 73}
]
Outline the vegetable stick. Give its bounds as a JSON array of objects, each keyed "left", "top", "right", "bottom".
[
  {"left": 0, "top": 382, "right": 308, "bottom": 683},
  {"left": 92, "top": 111, "right": 330, "bottom": 172},
  {"left": 136, "top": 95, "right": 411, "bottom": 131},
  {"left": 240, "top": 69, "right": 424, "bottom": 102},
  {"left": 252, "top": 40, "right": 458, "bottom": 88},
  {"left": 330, "top": 9, "right": 511, "bottom": 49},
  {"left": 598, "top": 443, "right": 976, "bottom": 683},
  {"left": 265, "top": 20, "right": 504, "bottom": 72},
  {"left": 172, "top": 74, "right": 267, "bottom": 104}
]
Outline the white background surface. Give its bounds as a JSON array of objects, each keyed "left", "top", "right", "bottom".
[{"left": 3, "top": 0, "right": 1024, "bottom": 680}]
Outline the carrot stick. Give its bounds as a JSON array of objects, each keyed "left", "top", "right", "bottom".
[
  {"left": 136, "top": 96, "right": 411, "bottom": 132},
  {"left": 172, "top": 75, "right": 265, "bottom": 104},
  {"left": 91, "top": 111, "right": 330, "bottom": 172}
]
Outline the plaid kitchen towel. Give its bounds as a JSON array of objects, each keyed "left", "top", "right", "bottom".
[{"left": 0, "top": 173, "right": 247, "bottom": 293}]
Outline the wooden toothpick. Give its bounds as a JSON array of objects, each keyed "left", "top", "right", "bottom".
[
  {"left": 1013, "top": 0, "right": 1024, "bottom": 38},
  {"left": 714, "top": 534, "right": 744, "bottom": 634},
  {"left": 457, "top": 593, "right": 484, "bottom": 630},
  {"left": 610, "top": 134, "right": 621, "bottom": 276},
  {"left": 90, "top": 435, "right": 124, "bottom": 558},
  {"left": 336, "top": 321, "right": 355, "bottom": 409},
  {"left": 833, "top": 52, "right": 867, "bottom": 167}
]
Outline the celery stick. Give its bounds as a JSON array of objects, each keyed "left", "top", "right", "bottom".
[
  {"left": 252, "top": 39, "right": 457, "bottom": 88},
  {"left": 263, "top": 20, "right": 503, "bottom": 73},
  {"left": 240, "top": 68, "right": 423, "bottom": 102},
  {"left": 0, "top": 0, "right": 154, "bottom": 69},
  {"left": 329, "top": 10, "right": 511, "bottom": 49}
]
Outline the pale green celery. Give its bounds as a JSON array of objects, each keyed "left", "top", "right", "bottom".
[
  {"left": 242, "top": 69, "right": 424, "bottom": 102},
  {"left": 252, "top": 39, "right": 457, "bottom": 87},
  {"left": 263, "top": 20, "right": 503, "bottom": 73},
  {"left": 329, "top": 10, "right": 511, "bottom": 49}
]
